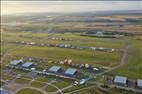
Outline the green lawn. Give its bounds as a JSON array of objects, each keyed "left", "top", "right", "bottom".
[
  {"left": 74, "top": 87, "right": 141, "bottom": 94},
  {"left": 15, "top": 88, "right": 43, "bottom": 94},
  {"left": 36, "top": 76, "right": 49, "bottom": 82},
  {"left": 31, "top": 81, "right": 46, "bottom": 88},
  {"left": 53, "top": 80, "right": 72, "bottom": 89},
  {"left": 45, "top": 85, "right": 58, "bottom": 92},
  {"left": 15, "top": 78, "right": 31, "bottom": 84}
]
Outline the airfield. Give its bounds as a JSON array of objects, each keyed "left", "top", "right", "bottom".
[
  {"left": 1, "top": 11, "right": 142, "bottom": 94},
  {"left": 1, "top": 31, "right": 142, "bottom": 94}
]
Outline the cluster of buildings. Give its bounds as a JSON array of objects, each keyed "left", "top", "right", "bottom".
[
  {"left": 113, "top": 76, "right": 142, "bottom": 89},
  {"left": 49, "top": 37, "right": 73, "bottom": 41},
  {"left": 9, "top": 60, "right": 79, "bottom": 78},
  {"left": 10, "top": 60, "right": 34, "bottom": 69},
  {"left": 81, "top": 31, "right": 124, "bottom": 38},
  {"left": 47, "top": 66, "right": 78, "bottom": 77},
  {"left": 6, "top": 40, "right": 116, "bottom": 52}
]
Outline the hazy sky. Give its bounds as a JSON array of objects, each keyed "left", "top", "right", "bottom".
[{"left": 2, "top": 1, "right": 142, "bottom": 15}]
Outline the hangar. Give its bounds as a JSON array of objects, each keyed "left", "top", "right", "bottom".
[
  {"left": 65, "top": 68, "right": 78, "bottom": 76},
  {"left": 21, "top": 62, "right": 34, "bottom": 68},
  {"left": 114, "top": 76, "right": 127, "bottom": 86},
  {"left": 137, "top": 79, "right": 142, "bottom": 89},
  {"left": 48, "top": 66, "right": 62, "bottom": 73},
  {"left": 10, "top": 60, "right": 23, "bottom": 66}
]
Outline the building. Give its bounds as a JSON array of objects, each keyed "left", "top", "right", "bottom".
[
  {"left": 65, "top": 68, "right": 78, "bottom": 76},
  {"left": 114, "top": 76, "right": 127, "bottom": 86},
  {"left": 21, "top": 62, "right": 34, "bottom": 68},
  {"left": 10, "top": 60, "right": 23, "bottom": 66},
  {"left": 0, "top": 88, "right": 11, "bottom": 94},
  {"left": 137, "top": 79, "right": 142, "bottom": 88},
  {"left": 48, "top": 66, "right": 62, "bottom": 73}
]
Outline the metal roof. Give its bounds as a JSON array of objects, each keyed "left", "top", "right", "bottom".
[
  {"left": 114, "top": 76, "right": 127, "bottom": 84},
  {"left": 10, "top": 60, "right": 21, "bottom": 65},
  {"left": 0, "top": 88, "right": 11, "bottom": 94},
  {"left": 65, "top": 68, "right": 77, "bottom": 75},
  {"left": 137, "top": 79, "right": 142, "bottom": 87},
  {"left": 48, "top": 66, "right": 61, "bottom": 72},
  {"left": 22, "top": 62, "right": 33, "bottom": 68}
]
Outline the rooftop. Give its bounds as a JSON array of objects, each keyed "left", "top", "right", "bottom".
[
  {"left": 114, "top": 76, "right": 127, "bottom": 84},
  {"left": 48, "top": 66, "right": 61, "bottom": 72},
  {"left": 137, "top": 79, "right": 142, "bottom": 87},
  {"left": 21, "top": 62, "right": 33, "bottom": 68},
  {"left": 10, "top": 60, "right": 22, "bottom": 65},
  {"left": 0, "top": 88, "right": 11, "bottom": 94},
  {"left": 65, "top": 68, "right": 77, "bottom": 75}
]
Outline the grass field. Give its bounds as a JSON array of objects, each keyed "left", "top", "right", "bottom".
[
  {"left": 53, "top": 79, "right": 72, "bottom": 89},
  {"left": 45, "top": 85, "right": 58, "bottom": 92},
  {"left": 15, "top": 88, "right": 43, "bottom": 94},
  {"left": 9, "top": 45, "right": 120, "bottom": 66},
  {"left": 73, "top": 86, "right": 141, "bottom": 94},
  {"left": 15, "top": 78, "right": 31, "bottom": 84},
  {"left": 31, "top": 81, "right": 46, "bottom": 88},
  {"left": 111, "top": 39, "right": 142, "bottom": 79},
  {"left": 1, "top": 31, "right": 125, "bottom": 67}
]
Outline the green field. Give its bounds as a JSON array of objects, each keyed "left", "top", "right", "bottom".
[
  {"left": 15, "top": 78, "right": 31, "bottom": 84},
  {"left": 31, "top": 81, "right": 46, "bottom": 88},
  {"left": 7, "top": 45, "right": 120, "bottom": 66},
  {"left": 15, "top": 88, "right": 43, "bottom": 94},
  {"left": 72, "top": 87, "right": 141, "bottom": 94},
  {"left": 45, "top": 85, "right": 58, "bottom": 92},
  {"left": 111, "top": 39, "right": 142, "bottom": 79}
]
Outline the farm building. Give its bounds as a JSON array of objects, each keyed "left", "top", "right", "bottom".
[
  {"left": 114, "top": 76, "right": 127, "bottom": 86},
  {"left": 21, "top": 62, "right": 34, "bottom": 68},
  {"left": 48, "top": 66, "right": 62, "bottom": 73},
  {"left": 10, "top": 60, "right": 23, "bottom": 66},
  {"left": 65, "top": 68, "right": 78, "bottom": 76},
  {"left": 137, "top": 79, "right": 142, "bottom": 89}
]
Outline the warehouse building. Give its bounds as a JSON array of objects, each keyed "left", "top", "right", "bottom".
[
  {"left": 114, "top": 76, "right": 127, "bottom": 86},
  {"left": 48, "top": 66, "right": 62, "bottom": 73},
  {"left": 65, "top": 68, "right": 78, "bottom": 76}
]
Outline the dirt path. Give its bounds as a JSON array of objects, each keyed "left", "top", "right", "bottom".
[
  {"left": 0, "top": 45, "right": 23, "bottom": 63},
  {"left": 95, "top": 42, "right": 131, "bottom": 76}
]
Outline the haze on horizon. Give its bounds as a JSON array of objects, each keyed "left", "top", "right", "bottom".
[{"left": 1, "top": 1, "right": 142, "bottom": 15}]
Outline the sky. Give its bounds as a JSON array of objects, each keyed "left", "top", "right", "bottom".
[{"left": 1, "top": 1, "right": 142, "bottom": 15}]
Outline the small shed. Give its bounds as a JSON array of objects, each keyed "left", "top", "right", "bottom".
[
  {"left": 48, "top": 66, "right": 62, "bottom": 73},
  {"left": 137, "top": 79, "right": 142, "bottom": 88},
  {"left": 114, "top": 76, "right": 127, "bottom": 86},
  {"left": 10, "top": 60, "right": 23, "bottom": 66},
  {"left": 21, "top": 62, "right": 33, "bottom": 68},
  {"left": 65, "top": 68, "right": 77, "bottom": 76}
]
